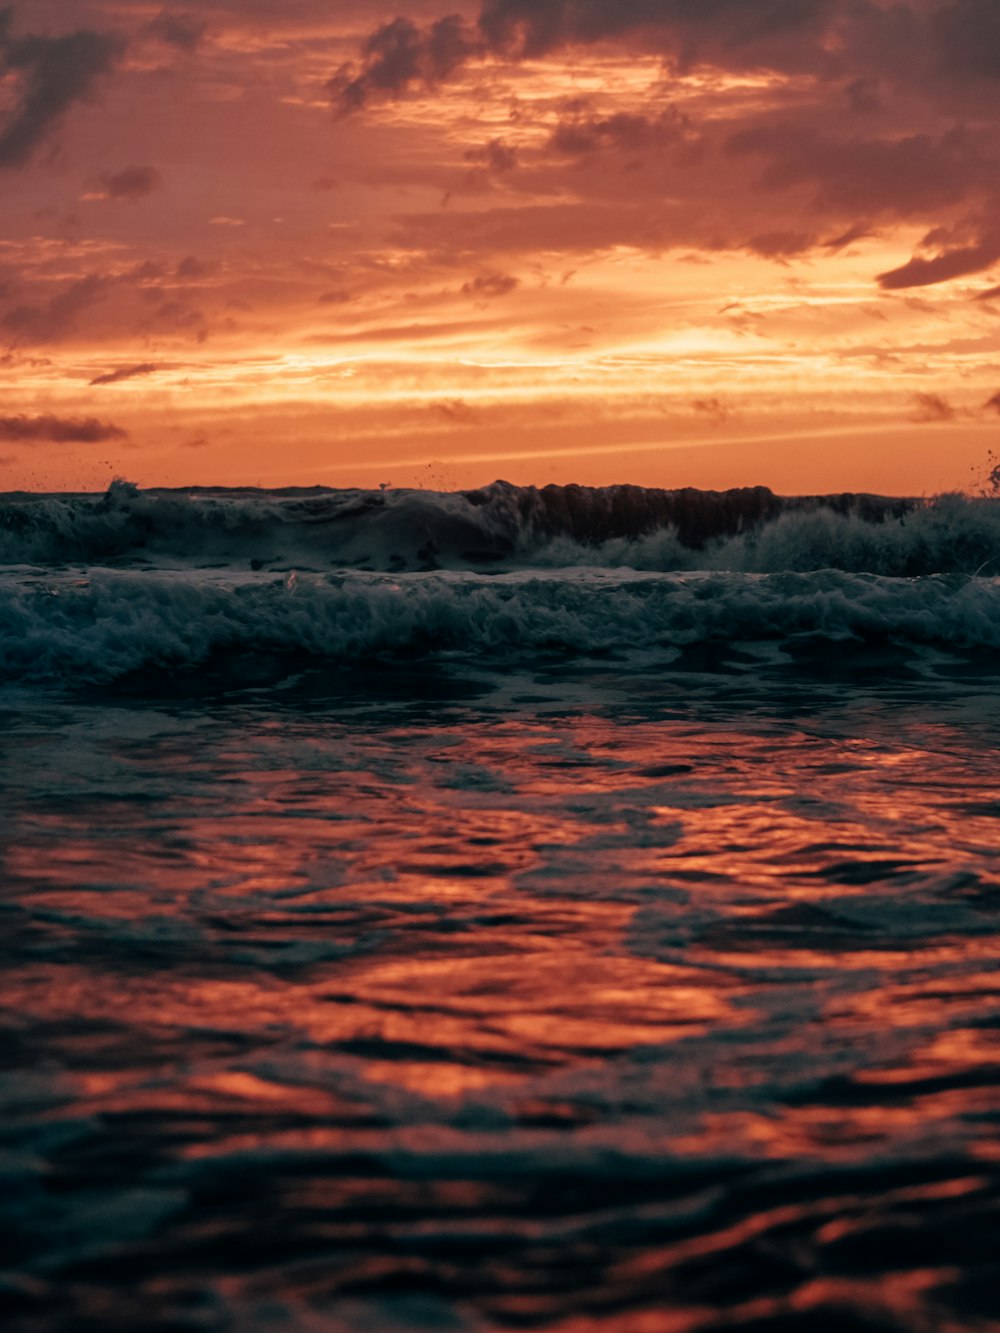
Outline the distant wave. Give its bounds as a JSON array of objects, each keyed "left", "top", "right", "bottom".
[
  {"left": 2, "top": 566, "right": 999, "bottom": 684},
  {"left": 2, "top": 477, "right": 999, "bottom": 576}
]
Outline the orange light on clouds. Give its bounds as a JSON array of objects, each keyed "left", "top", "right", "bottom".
[{"left": 1, "top": 2, "right": 999, "bottom": 492}]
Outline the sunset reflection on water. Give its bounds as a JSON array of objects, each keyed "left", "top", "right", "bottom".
[{"left": 3, "top": 661, "right": 1000, "bottom": 1331}]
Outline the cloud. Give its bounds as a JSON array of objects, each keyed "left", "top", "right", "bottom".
[
  {"left": 3, "top": 272, "right": 114, "bottom": 343},
  {"left": 329, "top": 15, "right": 475, "bottom": 115},
  {"left": 692, "top": 397, "right": 735, "bottom": 422},
  {"left": 147, "top": 10, "right": 207, "bottom": 52},
  {"left": 2, "top": 262, "right": 163, "bottom": 344},
  {"left": 0, "top": 11, "right": 124, "bottom": 170},
  {"left": 476, "top": 0, "right": 836, "bottom": 63},
  {"left": 328, "top": 1, "right": 1000, "bottom": 294},
  {"left": 176, "top": 256, "right": 214, "bottom": 280},
  {"left": 391, "top": 199, "right": 681, "bottom": 261},
  {"left": 97, "top": 165, "right": 162, "bottom": 201},
  {"left": 464, "top": 138, "right": 517, "bottom": 173},
  {"left": 727, "top": 124, "right": 989, "bottom": 217},
  {"left": 430, "top": 398, "right": 480, "bottom": 423},
  {"left": 879, "top": 227, "right": 1000, "bottom": 289},
  {"left": 983, "top": 390, "right": 1000, "bottom": 414},
  {"left": 89, "top": 362, "right": 160, "bottom": 387},
  {"left": 745, "top": 229, "right": 817, "bottom": 258},
  {"left": 910, "top": 391, "right": 958, "bottom": 422},
  {"left": 823, "top": 224, "right": 877, "bottom": 251},
  {"left": 0, "top": 413, "right": 127, "bottom": 442},
  {"left": 461, "top": 271, "right": 519, "bottom": 297},
  {"left": 332, "top": 0, "right": 1000, "bottom": 144},
  {"left": 932, "top": 0, "right": 1000, "bottom": 81},
  {"left": 332, "top": 0, "right": 843, "bottom": 113},
  {"left": 307, "top": 317, "right": 489, "bottom": 346},
  {"left": 549, "top": 107, "right": 689, "bottom": 157}
]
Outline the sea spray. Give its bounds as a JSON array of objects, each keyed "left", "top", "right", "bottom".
[{"left": 2, "top": 479, "right": 997, "bottom": 575}]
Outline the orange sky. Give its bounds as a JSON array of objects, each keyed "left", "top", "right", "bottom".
[{"left": 1, "top": 0, "right": 999, "bottom": 494}]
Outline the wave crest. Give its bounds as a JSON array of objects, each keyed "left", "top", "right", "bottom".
[
  {"left": 2, "top": 479, "right": 998, "bottom": 576},
  {"left": 2, "top": 567, "right": 998, "bottom": 684}
]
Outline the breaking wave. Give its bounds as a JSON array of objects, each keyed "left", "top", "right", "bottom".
[
  {"left": 2, "top": 566, "right": 999, "bottom": 684},
  {"left": 2, "top": 477, "right": 999, "bottom": 576},
  {"left": 2, "top": 480, "right": 998, "bottom": 684}
]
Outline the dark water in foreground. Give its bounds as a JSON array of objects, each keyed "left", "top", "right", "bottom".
[
  {"left": 4, "top": 660, "right": 1000, "bottom": 1332},
  {"left": 2, "top": 484, "right": 1000, "bottom": 1331}
]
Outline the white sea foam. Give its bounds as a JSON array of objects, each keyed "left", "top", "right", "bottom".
[
  {"left": 1, "top": 566, "right": 998, "bottom": 683},
  {"left": 2, "top": 480, "right": 999, "bottom": 576}
]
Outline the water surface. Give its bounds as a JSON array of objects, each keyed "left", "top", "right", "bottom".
[
  {"left": 4, "top": 654, "right": 1000, "bottom": 1331},
  {"left": 2, "top": 483, "right": 999, "bottom": 1331}
]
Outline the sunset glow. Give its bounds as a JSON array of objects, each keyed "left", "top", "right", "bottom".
[{"left": 3, "top": 0, "right": 1000, "bottom": 493}]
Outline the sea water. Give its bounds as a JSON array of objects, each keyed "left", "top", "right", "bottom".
[{"left": 1, "top": 481, "right": 999, "bottom": 1331}]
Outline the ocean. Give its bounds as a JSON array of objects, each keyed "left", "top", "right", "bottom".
[{"left": 2, "top": 479, "right": 999, "bottom": 1332}]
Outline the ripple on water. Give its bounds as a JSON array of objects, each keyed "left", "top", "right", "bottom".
[{"left": 2, "top": 663, "right": 999, "bottom": 1330}]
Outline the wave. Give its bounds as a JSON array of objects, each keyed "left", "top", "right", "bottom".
[
  {"left": 2, "top": 566, "right": 999, "bottom": 684},
  {"left": 2, "top": 478, "right": 1000, "bottom": 576}
]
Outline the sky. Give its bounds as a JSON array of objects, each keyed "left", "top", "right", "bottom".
[{"left": 1, "top": 0, "right": 1000, "bottom": 494}]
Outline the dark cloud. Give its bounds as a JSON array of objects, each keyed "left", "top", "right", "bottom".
[
  {"left": 331, "top": 4, "right": 994, "bottom": 262},
  {"left": 329, "top": 3, "right": 1000, "bottom": 295},
  {"left": 2, "top": 262, "right": 163, "bottom": 344},
  {"left": 176, "top": 255, "right": 214, "bottom": 280},
  {"left": 823, "top": 223, "right": 877, "bottom": 251},
  {"left": 3, "top": 272, "right": 114, "bottom": 342},
  {"left": 147, "top": 10, "right": 207, "bottom": 52},
  {"left": 910, "top": 391, "right": 958, "bottom": 422},
  {"left": 974, "top": 283, "right": 1000, "bottom": 302},
  {"left": 464, "top": 138, "right": 517, "bottom": 173},
  {"left": 844, "top": 76, "right": 882, "bottom": 114},
  {"left": 97, "top": 165, "right": 162, "bottom": 201},
  {"left": 476, "top": 0, "right": 836, "bottom": 63},
  {"left": 461, "top": 271, "right": 519, "bottom": 297},
  {"left": 0, "top": 10, "right": 124, "bottom": 169},
  {"left": 983, "top": 391, "right": 1000, "bottom": 414},
  {"left": 0, "top": 413, "right": 127, "bottom": 442},
  {"left": 879, "top": 227, "right": 1000, "bottom": 289},
  {"left": 459, "top": 137, "right": 519, "bottom": 196},
  {"left": 727, "top": 124, "right": 990, "bottom": 217},
  {"left": 329, "top": 14, "right": 475, "bottom": 115},
  {"left": 145, "top": 297, "right": 207, "bottom": 340},
  {"left": 692, "top": 397, "right": 735, "bottom": 422},
  {"left": 745, "top": 229, "right": 817, "bottom": 258},
  {"left": 89, "top": 362, "right": 160, "bottom": 387},
  {"left": 391, "top": 198, "right": 689, "bottom": 261},
  {"left": 932, "top": 0, "right": 1000, "bottom": 81},
  {"left": 549, "top": 107, "right": 689, "bottom": 157},
  {"left": 332, "top": 0, "right": 843, "bottom": 113}
]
